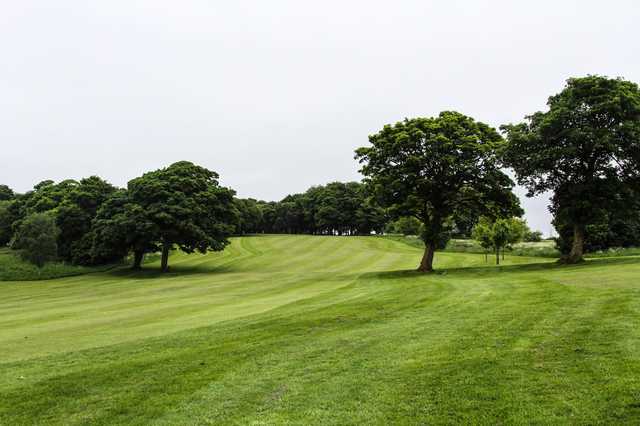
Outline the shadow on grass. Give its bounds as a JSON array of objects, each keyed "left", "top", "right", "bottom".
[
  {"left": 105, "top": 262, "right": 243, "bottom": 279},
  {"left": 105, "top": 251, "right": 640, "bottom": 281},
  {"left": 364, "top": 255, "right": 640, "bottom": 281}
]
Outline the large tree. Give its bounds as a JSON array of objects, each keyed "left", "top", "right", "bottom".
[
  {"left": 91, "top": 190, "right": 159, "bottom": 269},
  {"left": 502, "top": 76, "right": 640, "bottom": 263},
  {"left": 128, "top": 161, "right": 237, "bottom": 272},
  {"left": 356, "top": 111, "right": 521, "bottom": 272}
]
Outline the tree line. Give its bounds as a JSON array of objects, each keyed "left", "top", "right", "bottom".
[
  {"left": 234, "top": 182, "right": 386, "bottom": 236},
  {"left": 2, "top": 75, "right": 639, "bottom": 273},
  {"left": 356, "top": 75, "right": 640, "bottom": 270},
  {"left": 0, "top": 162, "right": 236, "bottom": 271}
]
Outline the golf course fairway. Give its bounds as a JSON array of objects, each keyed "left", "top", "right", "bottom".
[{"left": 1, "top": 235, "right": 640, "bottom": 424}]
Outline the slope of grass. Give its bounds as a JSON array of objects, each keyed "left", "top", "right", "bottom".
[
  {"left": 1, "top": 235, "right": 640, "bottom": 424},
  {"left": 0, "top": 248, "right": 117, "bottom": 281}
]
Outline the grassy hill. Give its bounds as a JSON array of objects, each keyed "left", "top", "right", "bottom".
[{"left": 1, "top": 235, "right": 639, "bottom": 424}]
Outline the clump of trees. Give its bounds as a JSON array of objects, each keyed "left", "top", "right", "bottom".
[
  {"left": 1, "top": 177, "right": 117, "bottom": 265},
  {"left": 1, "top": 162, "right": 237, "bottom": 271},
  {"left": 233, "top": 181, "right": 388, "bottom": 236},
  {"left": 472, "top": 217, "right": 527, "bottom": 264}
]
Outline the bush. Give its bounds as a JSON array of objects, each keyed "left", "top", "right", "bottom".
[
  {"left": 11, "top": 212, "right": 60, "bottom": 267},
  {"left": 0, "top": 200, "right": 15, "bottom": 246},
  {"left": 524, "top": 230, "right": 543, "bottom": 242},
  {"left": 385, "top": 216, "right": 423, "bottom": 236}
]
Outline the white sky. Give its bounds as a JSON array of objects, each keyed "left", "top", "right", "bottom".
[{"left": 2, "top": 0, "right": 639, "bottom": 234}]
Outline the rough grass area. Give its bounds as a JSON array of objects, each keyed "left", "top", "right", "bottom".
[
  {"left": 0, "top": 248, "right": 117, "bottom": 281},
  {"left": 1, "top": 235, "right": 640, "bottom": 424},
  {"left": 384, "top": 235, "right": 560, "bottom": 258},
  {"left": 445, "top": 238, "right": 560, "bottom": 257}
]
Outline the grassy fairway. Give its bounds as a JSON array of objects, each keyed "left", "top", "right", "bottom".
[{"left": 1, "top": 235, "right": 640, "bottom": 424}]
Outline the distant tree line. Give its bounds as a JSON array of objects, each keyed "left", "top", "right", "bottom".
[{"left": 233, "top": 182, "right": 387, "bottom": 236}]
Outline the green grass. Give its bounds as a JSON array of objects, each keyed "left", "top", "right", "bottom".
[
  {"left": 1, "top": 235, "right": 640, "bottom": 424},
  {"left": 0, "top": 248, "right": 118, "bottom": 281}
]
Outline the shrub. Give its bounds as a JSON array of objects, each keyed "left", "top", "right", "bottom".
[
  {"left": 11, "top": 212, "right": 60, "bottom": 267},
  {"left": 385, "top": 216, "right": 424, "bottom": 236}
]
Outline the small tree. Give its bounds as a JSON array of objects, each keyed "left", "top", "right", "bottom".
[
  {"left": 471, "top": 217, "right": 494, "bottom": 262},
  {"left": 11, "top": 213, "right": 59, "bottom": 267},
  {"left": 472, "top": 217, "right": 525, "bottom": 265},
  {"left": 491, "top": 219, "right": 510, "bottom": 265}
]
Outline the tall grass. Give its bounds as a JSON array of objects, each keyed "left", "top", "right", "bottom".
[{"left": 383, "top": 235, "right": 560, "bottom": 258}]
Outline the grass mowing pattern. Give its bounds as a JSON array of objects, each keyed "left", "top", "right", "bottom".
[{"left": 1, "top": 235, "right": 640, "bottom": 424}]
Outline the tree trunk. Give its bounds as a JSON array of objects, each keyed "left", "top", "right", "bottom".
[
  {"left": 502, "top": 248, "right": 505, "bottom": 261},
  {"left": 496, "top": 247, "right": 500, "bottom": 265},
  {"left": 161, "top": 242, "right": 170, "bottom": 272},
  {"left": 418, "top": 242, "right": 436, "bottom": 272},
  {"left": 132, "top": 250, "right": 144, "bottom": 270},
  {"left": 565, "top": 224, "right": 585, "bottom": 264}
]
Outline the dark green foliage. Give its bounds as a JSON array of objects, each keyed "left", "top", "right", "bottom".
[
  {"left": 356, "top": 111, "right": 521, "bottom": 272},
  {"left": 11, "top": 213, "right": 59, "bottom": 267},
  {"left": 234, "top": 181, "right": 387, "bottom": 236},
  {"left": 233, "top": 198, "right": 264, "bottom": 234},
  {"left": 56, "top": 176, "right": 117, "bottom": 264},
  {"left": 0, "top": 201, "right": 17, "bottom": 246},
  {"left": 128, "top": 161, "right": 237, "bottom": 271},
  {"left": 502, "top": 75, "right": 640, "bottom": 263},
  {"left": 524, "top": 229, "right": 543, "bottom": 242},
  {"left": 386, "top": 216, "right": 423, "bottom": 236},
  {"left": 554, "top": 198, "right": 640, "bottom": 254},
  {"left": 0, "top": 185, "right": 14, "bottom": 201},
  {"left": 91, "top": 189, "right": 160, "bottom": 268},
  {"left": 4, "top": 177, "right": 116, "bottom": 264}
]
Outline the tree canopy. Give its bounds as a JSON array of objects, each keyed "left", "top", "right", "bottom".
[
  {"left": 0, "top": 185, "right": 14, "bottom": 201},
  {"left": 233, "top": 181, "right": 387, "bottom": 236},
  {"left": 356, "top": 111, "right": 522, "bottom": 272},
  {"left": 127, "top": 161, "right": 237, "bottom": 272},
  {"left": 502, "top": 75, "right": 640, "bottom": 263}
]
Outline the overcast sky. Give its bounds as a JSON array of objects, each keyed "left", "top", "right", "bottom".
[{"left": 2, "top": 1, "right": 639, "bottom": 233}]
